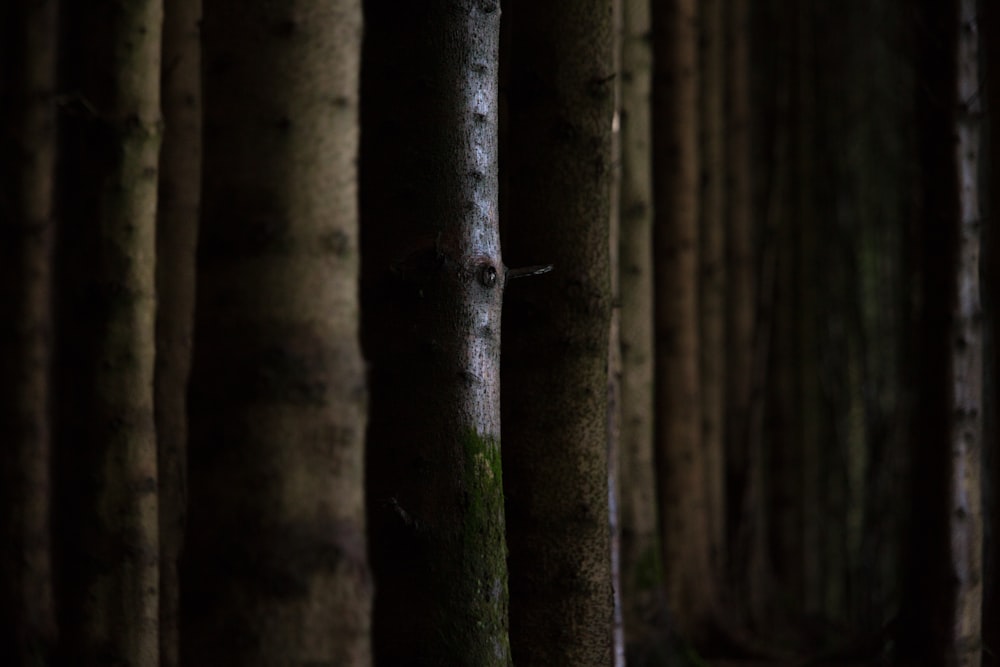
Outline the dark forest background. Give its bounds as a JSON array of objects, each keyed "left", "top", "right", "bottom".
[{"left": 1, "top": 0, "right": 998, "bottom": 666}]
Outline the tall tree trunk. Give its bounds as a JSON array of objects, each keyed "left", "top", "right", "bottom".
[
  {"left": 652, "top": 0, "right": 716, "bottom": 644},
  {"left": 609, "top": 2, "right": 625, "bottom": 664},
  {"left": 155, "top": 0, "right": 201, "bottom": 665},
  {"left": 360, "top": 2, "right": 509, "bottom": 664},
  {"left": 0, "top": 0, "right": 58, "bottom": 661},
  {"left": 52, "top": 1, "right": 163, "bottom": 663},
  {"left": 984, "top": 0, "right": 1000, "bottom": 658},
  {"left": 501, "top": 1, "right": 615, "bottom": 664},
  {"left": 182, "top": 1, "right": 372, "bottom": 664},
  {"left": 949, "top": 0, "right": 984, "bottom": 660},
  {"left": 793, "top": 0, "right": 825, "bottom": 621},
  {"left": 700, "top": 0, "right": 727, "bottom": 593},
  {"left": 899, "top": 0, "right": 983, "bottom": 664},
  {"left": 618, "top": 0, "right": 668, "bottom": 660},
  {"left": 725, "top": 0, "right": 769, "bottom": 629}
]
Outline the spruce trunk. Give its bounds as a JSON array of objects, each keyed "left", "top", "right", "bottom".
[
  {"left": 52, "top": 1, "right": 163, "bottom": 662},
  {"left": 652, "top": 0, "right": 716, "bottom": 644},
  {"left": 154, "top": 0, "right": 201, "bottom": 664},
  {"left": 181, "top": 1, "right": 372, "bottom": 663},
  {"left": 0, "top": 0, "right": 58, "bottom": 660},
  {"left": 360, "top": 2, "right": 510, "bottom": 664},
  {"left": 501, "top": 0, "right": 615, "bottom": 664}
]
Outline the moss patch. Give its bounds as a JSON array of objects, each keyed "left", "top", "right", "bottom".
[{"left": 454, "top": 430, "right": 511, "bottom": 665}]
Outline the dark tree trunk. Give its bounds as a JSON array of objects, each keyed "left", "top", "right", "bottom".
[
  {"left": 154, "top": 0, "right": 201, "bottom": 664},
  {"left": 0, "top": 0, "right": 58, "bottom": 661},
  {"left": 501, "top": 0, "right": 615, "bottom": 664}
]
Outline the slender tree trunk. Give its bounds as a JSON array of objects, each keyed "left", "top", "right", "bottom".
[
  {"left": 793, "top": 0, "right": 824, "bottom": 620},
  {"left": 949, "top": 0, "right": 984, "bottom": 661},
  {"left": 52, "top": 1, "right": 163, "bottom": 663},
  {"left": 984, "top": 1, "right": 1000, "bottom": 658},
  {"left": 700, "top": 0, "right": 727, "bottom": 591},
  {"left": 725, "top": 0, "right": 768, "bottom": 629},
  {"left": 182, "top": 1, "right": 372, "bottom": 664},
  {"left": 360, "top": 2, "right": 509, "bottom": 664},
  {"left": 154, "top": 0, "right": 200, "bottom": 665},
  {"left": 0, "top": 0, "right": 58, "bottom": 661},
  {"left": 899, "top": 1, "right": 982, "bottom": 664},
  {"left": 501, "top": 1, "right": 615, "bottom": 664},
  {"left": 652, "top": 0, "right": 716, "bottom": 644},
  {"left": 618, "top": 0, "right": 668, "bottom": 660},
  {"left": 609, "top": 2, "right": 626, "bottom": 664}
]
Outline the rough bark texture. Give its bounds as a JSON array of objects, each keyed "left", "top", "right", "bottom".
[
  {"left": 181, "top": 1, "right": 372, "bottom": 664},
  {"left": 360, "top": 2, "right": 509, "bottom": 665},
  {"left": 0, "top": 0, "right": 58, "bottom": 661},
  {"left": 501, "top": 0, "right": 615, "bottom": 664},
  {"left": 52, "top": 1, "right": 163, "bottom": 664},
  {"left": 652, "top": 0, "right": 716, "bottom": 644},
  {"left": 154, "top": 0, "right": 201, "bottom": 664}
]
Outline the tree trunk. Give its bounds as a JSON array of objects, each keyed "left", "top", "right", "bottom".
[
  {"left": 52, "top": 1, "right": 163, "bottom": 663},
  {"left": 501, "top": 0, "right": 615, "bottom": 664},
  {"left": 899, "top": 1, "right": 983, "bottom": 664},
  {"left": 0, "top": 0, "right": 58, "bottom": 661},
  {"left": 652, "top": 0, "right": 716, "bottom": 644},
  {"left": 700, "top": 0, "right": 727, "bottom": 595},
  {"left": 609, "top": 2, "right": 625, "bottom": 664},
  {"left": 948, "top": 0, "right": 984, "bottom": 661},
  {"left": 360, "top": 2, "right": 509, "bottom": 664},
  {"left": 618, "top": 0, "right": 668, "bottom": 660},
  {"left": 154, "top": 0, "right": 201, "bottom": 664},
  {"left": 725, "top": 0, "right": 769, "bottom": 629},
  {"left": 182, "top": 1, "right": 372, "bottom": 664},
  {"left": 984, "top": 1, "right": 1000, "bottom": 659}
]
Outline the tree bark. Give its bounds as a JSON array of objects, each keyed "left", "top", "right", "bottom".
[
  {"left": 948, "top": 0, "right": 984, "bottom": 661},
  {"left": 898, "top": 1, "right": 983, "bottom": 664},
  {"left": 360, "top": 2, "right": 509, "bottom": 664},
  {"left": 182, "top": 1, "right": 372, "bottom": 664},
  {"left": 652, "top": 0, "right": 717, "bottom": 644},
  {"left": 0, "top": 0, "right": 58, "bottom": 661},
  {"left": 618, "top": 0, "right": 668, "bottom": 660},
  {"left": 52, "top": 1, "right": 163, "bottom": 663},
  {"left": 501, "top": 0, "right": 615, "bottom": 664},
  {"left": 984, "top": 1, "right": 1000, "bottom": 659},
  {"left": 154, "top": 0, "right": 201, "bottom": 664},
  {"left": 725, "top": 0, "right": 769, "bottom": 629},
  {"left": 700, "top": 0, "right": 727, "bottom": 592}
]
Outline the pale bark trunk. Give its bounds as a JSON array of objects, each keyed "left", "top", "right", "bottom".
[
  {"left": 899, "top": 1, "right": 981, "bottom": 663},
  {"left": 154, "top": 0, "right": 201, "bottom": 664},
  {"left": 618, "top": 0, "right": 665, "bottom": 658},
  {"left": 182, "top": 1, "right": 372, "bottom": 664},
  {"left": 360, "top": 2, "right": 509, "bottom": 664},
  {"left": 0, "top": 0, "right": 58, "bottom": 660},
  {"left": 501, "top": 0, "right": 615, "bottom": 663},
  {"left": 949, "top": 0, "right": 984, "bottom": 661},
  {"left": 653, "top": 0, "right": 716, "bottom": 644},
  {"left": 52, "top": 1, "right": 163, "bottom": 662}
]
